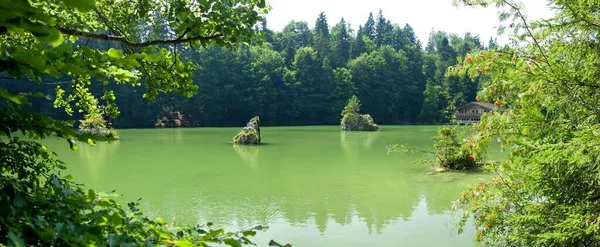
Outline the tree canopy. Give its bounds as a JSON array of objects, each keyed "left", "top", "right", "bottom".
[
  {"left": 450, "top": 0, "right": 600, "bottom": 245},
  {"left": 3, "top": 8, "right": 499, "bottom": 128},
  {"left": 0, "top": 0, "right": 273, "bottom": 246}
]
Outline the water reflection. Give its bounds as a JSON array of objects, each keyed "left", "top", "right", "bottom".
[
  {"left": 340, "top": 131, "right": 380, "bottom": 165},
  {"left": 59, "top": 127, "right": 486, "bottom": 246},
  {"left": 233, "top": 144, "right": 261, "bottom": 168},
  {"left": 77, "top": 141, "right": 119, "bottom": 187}
]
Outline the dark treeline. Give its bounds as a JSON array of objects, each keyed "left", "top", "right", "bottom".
[{"left": 8, "top": 11, "right": 498, "bottom": 128}]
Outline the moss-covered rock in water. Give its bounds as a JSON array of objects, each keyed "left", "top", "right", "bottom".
[
  {"left": 77, "top": 127, "right": 119, "bottom": 141},
  {"left": 339, "top": 95, "right": 379, "bottom": 131},
  {"left": 233, "top": 116, "right": 261, "bottom": 145},
  {"left": 341, "top": 113, "right": 379, "bottom": 131}
]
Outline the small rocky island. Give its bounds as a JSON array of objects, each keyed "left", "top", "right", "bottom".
[
  {"left": 340, "top": 95, "right": 379, "bottom": 131},
  {"left": 78, "top": 114, "right": 119, "bottom": 141},
  {"left": 233, "top": 116, "right": 261, "bottom": 145}
]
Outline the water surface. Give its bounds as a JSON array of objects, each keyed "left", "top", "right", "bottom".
[{"left": 48, "top": 126, "right": 497, "bottom": 246}]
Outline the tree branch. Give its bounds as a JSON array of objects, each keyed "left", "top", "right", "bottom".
[
  {"left": 93, "top": 8, "right": 128, "bottom": 38},
  {"left": 176, "top": 28, "right": 192, "bottom": 40},
  {"left": 501, "top": 0, "right": 553, "bottom": 70},
  {"left": 563, "top": 2, "right": 600, "bottom": 30},
  {"left": 0, "top": 76, "right": 72, "bottom": 85},
  {"left": 56, "top": 27, "right": 224, "bottom": 48},
  {"left": 45, "top": 80, "right": 73, "bottom": 85}
]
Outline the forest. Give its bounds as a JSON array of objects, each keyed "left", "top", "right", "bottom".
[
  {"left": 4, "top": 0, "right": 600, "bottom": 246},
  {"left": 4, "top": 10, "right": 497, "bottom": 128}
]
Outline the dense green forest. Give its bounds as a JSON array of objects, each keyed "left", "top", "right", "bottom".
[
  {"left": 4, "top": 11, "right": 497, "bottom": 128},
  {"left": 4, "top": 0, "right": 600, "bottom": 246}
]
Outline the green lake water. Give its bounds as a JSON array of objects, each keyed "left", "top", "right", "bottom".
[{"left": 46, "top": 125, "right": 500, "bottom": 246}]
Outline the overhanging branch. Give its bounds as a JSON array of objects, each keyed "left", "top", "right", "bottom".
[{"left": 56, "top": 27, "right": 224, "bottom": 48}]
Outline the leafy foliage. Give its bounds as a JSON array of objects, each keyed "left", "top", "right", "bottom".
[
  {"left": 4, "top": 10, "right": 495, "bottom": 127},
  {"left": 78, "top": 113, "right": 119, "bottom": 141},
  {"left": 0, "top": 138, "right": 262, "bottom": 246},
  {"left": 449, "top": 0, "right": 600, "bottom": 245},
  {"left": 387, "top": 124, "right": 487, "bottom": 170},
  {"left": 432, "top": 125, "right": 486, "bottom": 170},
  {"left": 0, "top": 0, "right": 273, "bottom": 246},
  {"left": 341, "top": 95, "right": 360, "bottom": 116}
]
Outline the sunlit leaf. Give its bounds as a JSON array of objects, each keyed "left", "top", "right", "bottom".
[
  {"left": 107, "top": 48, "right": 125, "bottom": 59},
  {"left": 0, "top": 88, "right": 30, "bottom": 106},
  {"left": 143, "top": 53, "right": 161, "bottom": 62},
  {"left": 223, "top": 239, "right": 242, "bottom": 247}
]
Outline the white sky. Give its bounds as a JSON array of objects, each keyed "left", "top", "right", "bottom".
[{"left": 265, "top": 0, "right": 555, "bottom": 46}]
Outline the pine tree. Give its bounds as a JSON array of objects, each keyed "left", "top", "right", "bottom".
[
  {"left": 488, "top": 36, "right": 498, "bottom": 49},
  {"left": 364, "top": 12, "right": 376, "bottom": 40},
  {"left": 375, "top": 10, "right": 393, "bottom": 46},
  {"left": 313, "top": 12, "right": 330, "bottom": 59},
  {"left": 350, "top": 25, "right": 367, "bottom": 59},
  {"left": 261, "top": 19, "right": 274, "bottom": 44},
  {"left": 330, "top": 18, "right": 351, "bottom": 68}
]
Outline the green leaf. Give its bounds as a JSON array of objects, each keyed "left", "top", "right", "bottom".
[
  {"left": 258, "top": 0, "right": 266, "bottom": 8},
  {"left": 110, "top": 213, "right": 122, "bottom": 226},
  {"left": 47, "top": 31, "right": 65, "bottom": 47},
  {"left": 88, "top": 189, "right": 96, "bottom": 201},
  {"left": 107, "top": 48, "right": 125, "bottom": 59},
  {"left": 174, "top": 240, "right": 194, "bottom": 247},
  {"left": 30, "top": 27, "right": 64, "bottom": 47},
  {"left": 143, "top": 53, "right": 161, "bottom": 62},
  {"left": 0, "top": 88, "right": 30, "bottom": 106},
  {"left": 87, "top": 138, "right": 95, "bottom": 146},
  {"left": 223, "top": 239, "right": 242, "bottom": 247},
  {"left": 121, "top": 58, "right": 141, "bottom": 67},
  {"left": 68, "top": 139, "right": 78, "bottom": 151},
  {"left": 7, "top": 231, "right": 25, "bottom": 247},
  {"left": 63, "top": 0, "right": 96, "bottom": 12}
]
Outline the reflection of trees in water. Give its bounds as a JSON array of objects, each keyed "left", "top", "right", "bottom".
[
  {"left": 140, "top": 130, "right": 480, "bottom": 234},
  {"left": 170, "top": 165, "right": 424, "bottom": 234},
  {"left": 352, "top": 173, "right": 421, "bottom": 234},
  {"left": 133, "top": 171, "right": 476, "bottom": 235},
  {"left": 419, "top": 172, "right": 487, "bottom": 216},
  {"left": 233, "top": 145, "right": 261, "bottom": 168},
  {"left": 340, "top": 131, "right": 380, "bottom": 165},
  {"left": 94, "top": 128, "right": 481, "bottom": 236},
  {"left": 154, "top": 128, "right": 185, "bottom": 145},
  {"left": 78, "top": 141, "right": 119, "bottom": 186}
]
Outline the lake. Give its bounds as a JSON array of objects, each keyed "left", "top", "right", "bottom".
[{"left": 46, "top": 126, "right": 498, "bottom": 246}]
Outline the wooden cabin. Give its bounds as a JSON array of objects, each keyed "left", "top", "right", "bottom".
[{"left": 455, "top": 102, "right": 496, "bottom": 124}]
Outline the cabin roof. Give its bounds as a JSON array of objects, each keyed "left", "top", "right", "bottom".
[{"left": 457, "top": 102, "right": 496, "bottom": 111}]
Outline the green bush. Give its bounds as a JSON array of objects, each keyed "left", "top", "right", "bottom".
[
  {"left": 78, "top": 114, "right": 120, "bottom": 141},
  {"left": 388, "top": 125, "right": 487, "bottom": 170},
  {"left": 340, "top": 95, "right": 360, "bottom": 116},
  {"left": 0, "top": 137, "right": 261, "bottom": 246},
  {"left": 432, "top": 126, "right": 484, "bottom": 170},
  {"left": 0, "top": 0, "right": 273, "bottom": 245}
]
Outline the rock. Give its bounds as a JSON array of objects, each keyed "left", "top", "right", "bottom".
[
  {"left": 340, "top": 113, "right": 379, "bottom": 131},
  {"left": 78, "top": 127, "right": 119, "bottom": 141},
  {"left": 155, "top": 108, "right": 189, "bottom": 128},
  {"left": 173, "top": 119, "right": 182, "bottom": 127},
  {"left": 233, "top": 116, "right": 261, "bottom": 145}
]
